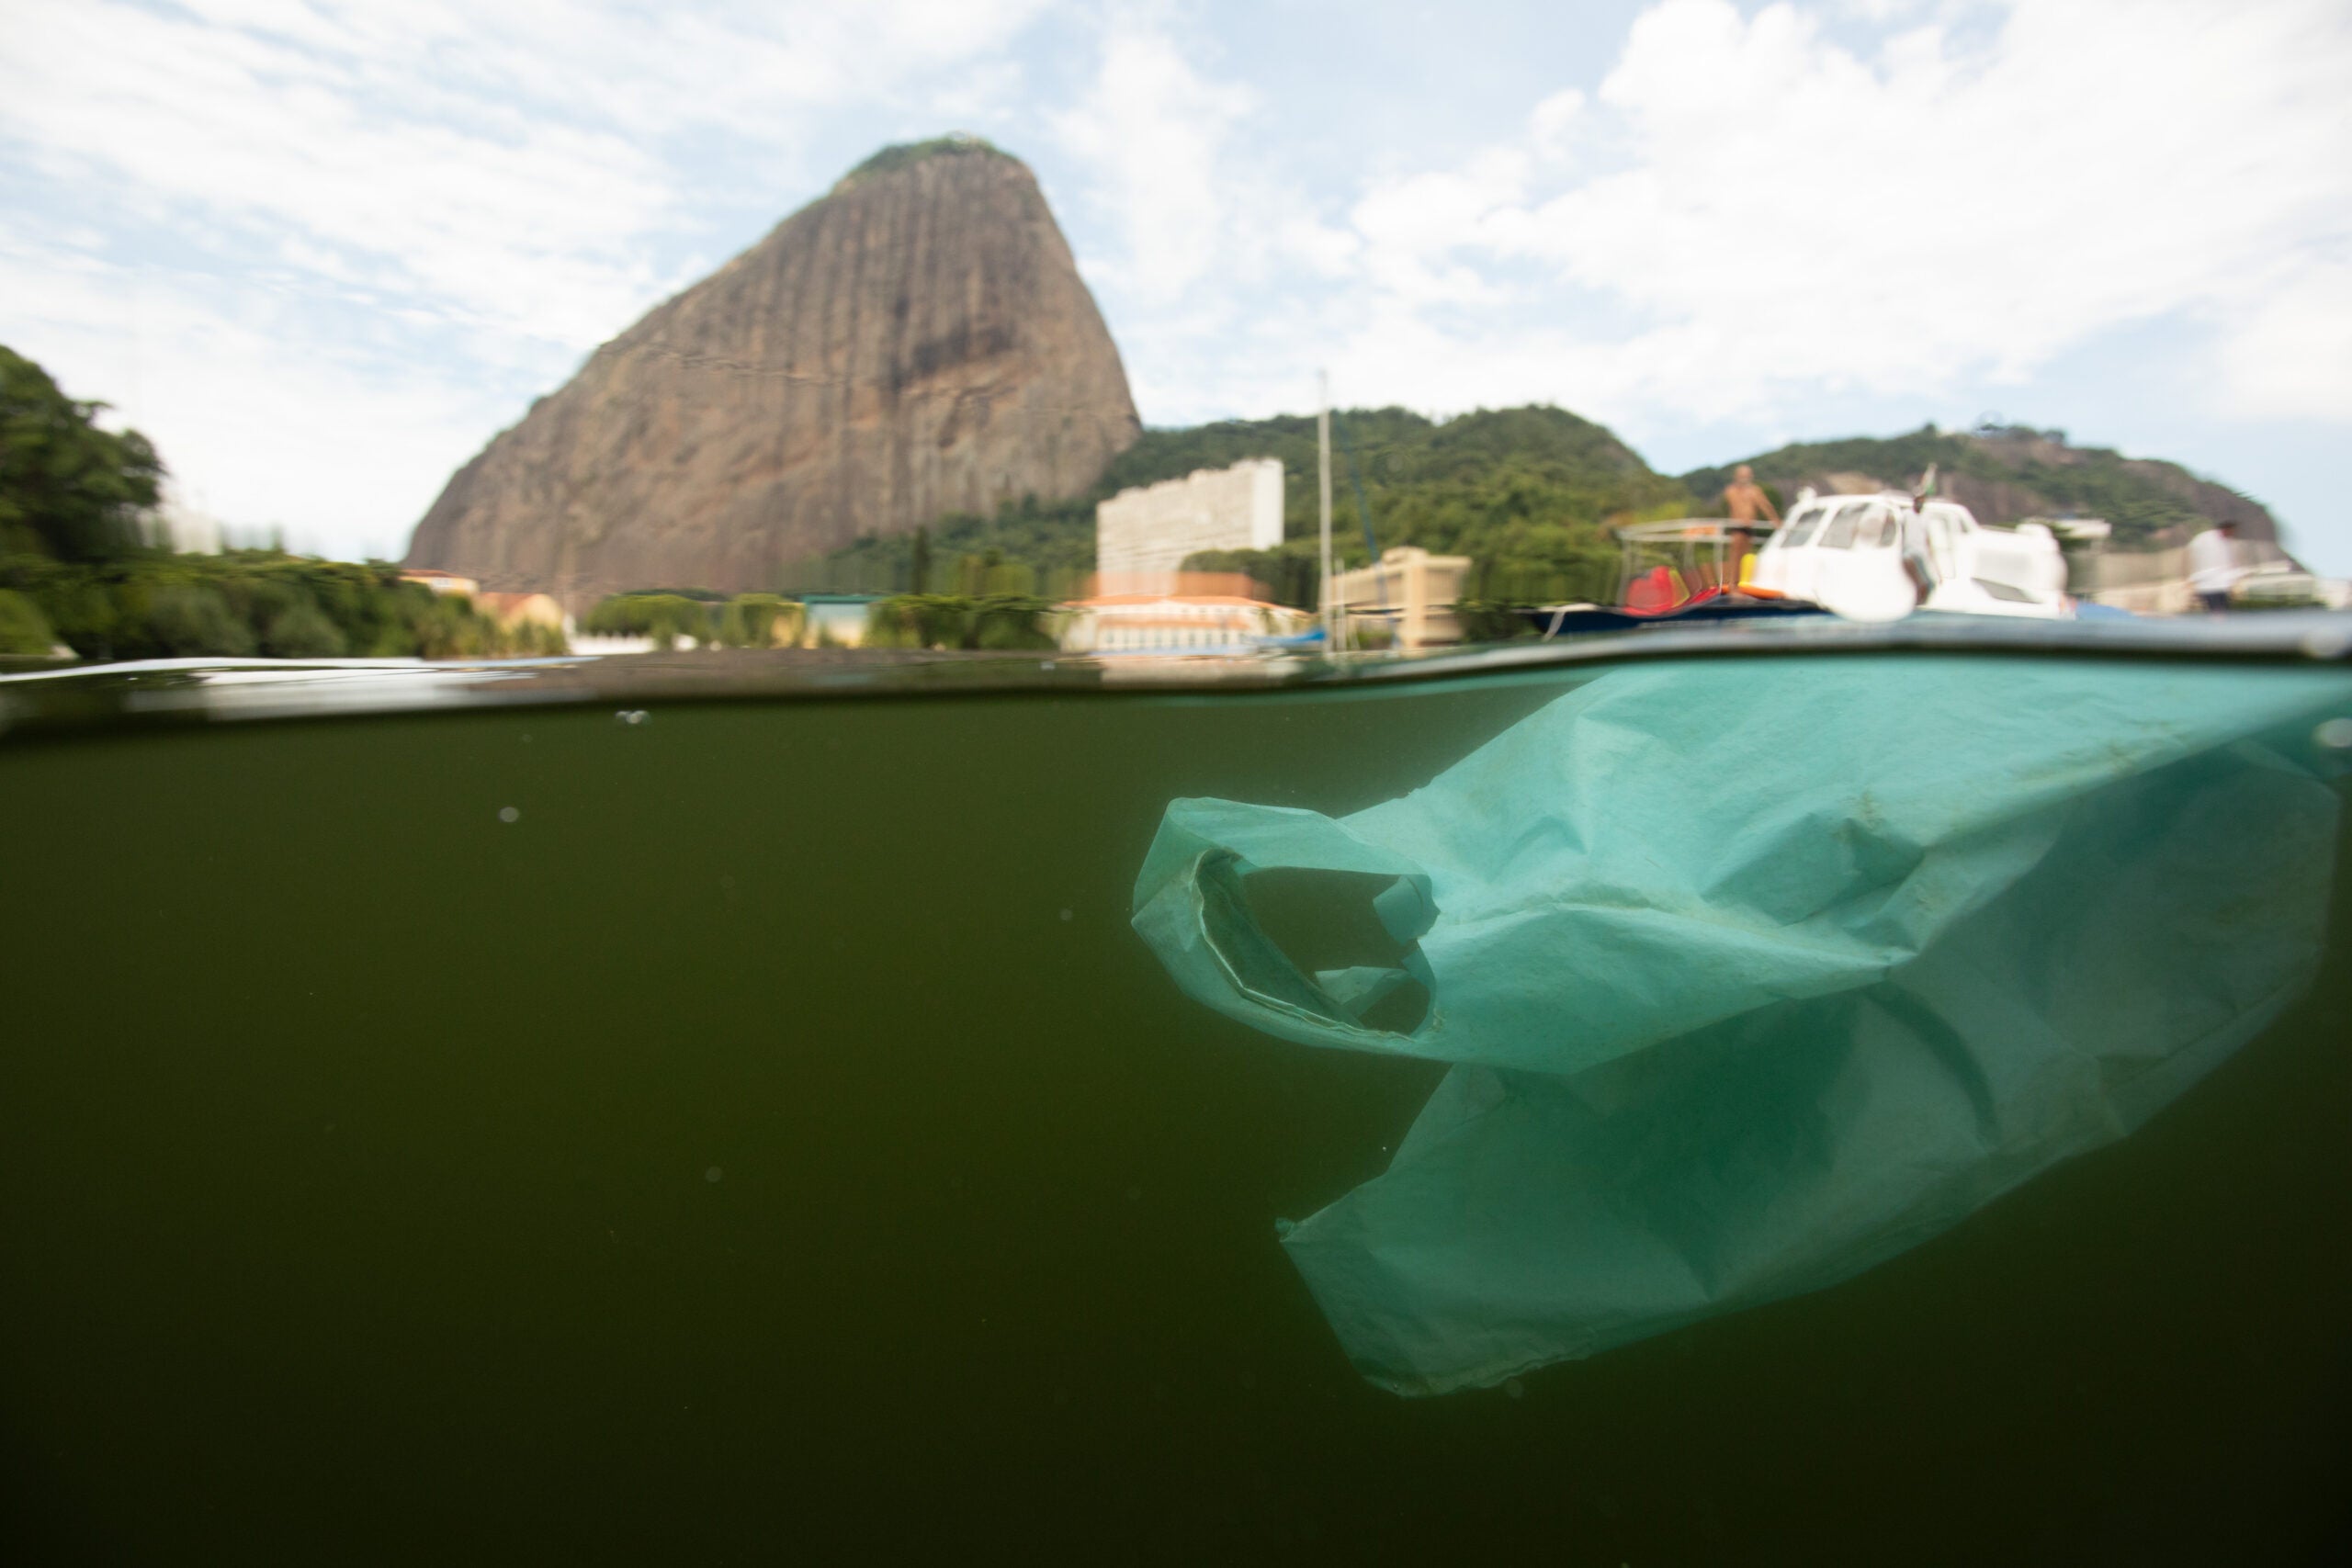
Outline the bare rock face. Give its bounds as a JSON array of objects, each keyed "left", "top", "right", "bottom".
[{"left": 405, "top": 141, "right": 1139, "bottom": 603}]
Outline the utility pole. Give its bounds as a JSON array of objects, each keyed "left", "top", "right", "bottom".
[{"left": 1317, "top": 370, "right": 1334, "bottom": 649}]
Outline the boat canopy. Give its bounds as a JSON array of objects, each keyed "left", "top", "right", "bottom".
[{"left": 1612, "top": 517, "right": 1781, "bottom": 604}]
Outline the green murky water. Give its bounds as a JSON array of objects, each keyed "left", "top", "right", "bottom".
[{"left": 4, "top": 653, "right": 2349, "bottom": 1562}]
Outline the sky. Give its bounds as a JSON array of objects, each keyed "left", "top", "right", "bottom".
[{"left": 2, "top": 0, "right": 2347, "bottom": 569}]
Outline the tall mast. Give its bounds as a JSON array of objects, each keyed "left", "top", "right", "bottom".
[{"left": 1317, "top": 370, "right": 1334, "bottom": 649}]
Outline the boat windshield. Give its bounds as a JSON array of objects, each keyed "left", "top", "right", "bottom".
[
  {"left": 1777, "top": 505, "right": 1825, "bottom": 548},
  {"left": 1818, "top": 500, "right": 1871, "bottom": 548}
]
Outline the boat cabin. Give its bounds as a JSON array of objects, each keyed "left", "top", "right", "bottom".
[{"left": 1749, "top": 492, "right": 2070, "bottom": 619}]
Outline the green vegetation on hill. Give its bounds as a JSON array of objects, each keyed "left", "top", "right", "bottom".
[
  {"left": 21, "top": 327, "right": 2288, "bottom": 658},
  {"left": 3, "top": 344, "right": 164, "bottom": 561},
  {"left": 1681, "top": 424, "right": 2259, "bottom": 547},
  {"left": 864, "top": 594, "right": 1060, "bottom": 652},
  {"left": 583, "top": 591, "right": 816, "bottom": 650},
  {"left": 5, "top": 551, "right": 567, "bottom": 660},
  {"left": 786, "top": 503, "right": 1095, "bottom": 599},
  {"left": 787, "top": 405, "right": 1696, "bottom": 608},
  {"left": 0, "top": 588, "right": 55, "bottom": 655},
  {"left": 579, "top": 585, "right": 1062, "bottom": 652},
  {"left": 1680, "top": 426, "right": 1955, "bottom": 508},
  {"left": 3, "top": 343, "right": 558, "bottom": 660},
  {"left": 795, "top": 411, "right": 2276, "bottom": 613},
  {"left": 832, "top": 135, "right": 1011, "bottom": 193}
]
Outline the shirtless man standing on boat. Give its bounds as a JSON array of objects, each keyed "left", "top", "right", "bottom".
[{"left": 1716, "top": 466, "right": 1780, "bottom": 588}]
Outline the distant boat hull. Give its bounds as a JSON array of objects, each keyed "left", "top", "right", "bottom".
[{"left": 1522, "top": 592, "right": 1831, "bottom": 637}]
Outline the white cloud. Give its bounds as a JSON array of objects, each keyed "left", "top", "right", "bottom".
[
  {"left": 1046, "top": 16, "right": 1389, "bottom": 427},
  {"left": 1049, "top": 24, "right": 1258, "bottom": 300},
  {"left": 2219, "top": 259, "right": 2352, "bottom": 422},
  {"left": 0, "top": 0, "right": 1059, "bottom": 344},
  {"left": 1309, "top": 0, "right": 2352, "bottom": 425},
  {"left": 0, "top": 238, "right": 509, "bottom": 559},
  {"left": 1527, "top": 89, "right": 1587, "bottom": 162},
  {"left": 0, "top": 0, "right": 1057, "bottom": 559},
  {"left": 1273, "top": 214, "right": 1362, "bottom": 280},
  {"left": 1348, "top": 148, "right": 1531, "bottom": 306},
  {"left": 5, "top": 0, "right": 2346, "bottom": 571}
]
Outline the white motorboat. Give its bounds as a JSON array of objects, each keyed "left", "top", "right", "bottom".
[{"left": 1747, "top": 490, "right": 2073, "bottom": 621}]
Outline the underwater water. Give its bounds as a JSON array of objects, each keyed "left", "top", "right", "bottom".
[{"left": 3, "top": 644, "right": 2350, "bottom": 1562}]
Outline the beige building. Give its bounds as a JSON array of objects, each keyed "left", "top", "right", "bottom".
[
  {"left": 1096, "top": 457, "right": 1283, "bottom": 589},
  {"left": 474, "top": 591, "right": 567, "bottom": 630},
  {"left": 1326, "top": 547, "right": 1474, "bottom": 649},
  {"left": 2077, "top": 534, "right": 2324, "bottom": 615}
]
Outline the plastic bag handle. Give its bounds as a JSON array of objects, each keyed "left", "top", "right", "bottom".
[{"left": 1131, "top": 798, "right": 1439, "bottom": 1055}]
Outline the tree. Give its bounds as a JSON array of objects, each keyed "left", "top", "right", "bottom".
[
  {"left": 149, "top": 584, "right": 256, "bottom": 656},
  {"left": 909, "top": 525, "right": 932, "bottom": 594},
  {"left": 262, "top": 596, "right": 349, "bottom": 658},
  {"left": 0, "top": 344, "right": 164, "bottom": 560},
  {"left": 0, "top": 588, "right": 56, "bottom": 655},
  {"left": 717, "top": 592, "right": 801, "bottom": 649},
  {"left": 582, "top": 592, "right": 716, "bottom": 649},
  {"left": 782, "top": 404, "right": 1694, "bottom": 610}
]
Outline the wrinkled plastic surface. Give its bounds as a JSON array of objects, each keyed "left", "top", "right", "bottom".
[{"left": 1133, "top": 661, "right": 2352, "bottom": 1395}]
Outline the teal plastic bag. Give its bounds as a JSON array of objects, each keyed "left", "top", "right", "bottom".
[{"left": 1132, "top": 661, "right": 2352, "bottom": 1395}]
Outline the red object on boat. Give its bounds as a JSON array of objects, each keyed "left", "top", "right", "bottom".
[{"left": 1624, "top": 566, "right": 1688, "bottom": 613}]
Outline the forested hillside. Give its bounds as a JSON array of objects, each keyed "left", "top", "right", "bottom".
[
  {"left": 794, "top": 412, "right": 2284, "bottom": 611},
  {"left": 791, "top": 404, "right": 1694, "bottom": 607},
  {"left": 1681, "top": 424, "right": 2278, "bottom": 549},
  {"left": 2, "top": 344, "right": 560, "bottom": 660}
]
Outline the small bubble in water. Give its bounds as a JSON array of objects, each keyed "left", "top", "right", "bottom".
[
  {"left": 498, "top": 807, "right": 520, "bottom": 823},
  {"left": 616, "top": 709, "right": 648, "bottom": 726},
  {"left": 2317, "top": 717, "right": 2352, "bottom": 750},
  {"left": 1058, "top": 908, "right": 1073, "bottom": 921},
  {"left": 705, "top": 1166, "right": 723, "bottom": 1183}
]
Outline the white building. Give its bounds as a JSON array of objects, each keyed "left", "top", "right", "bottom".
[
  {"left": 144, "top": 482, "right": 224, "bottom": 554},
  {"left": 1095, "top": 458, "right": 1283, "bottom": 589}
]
